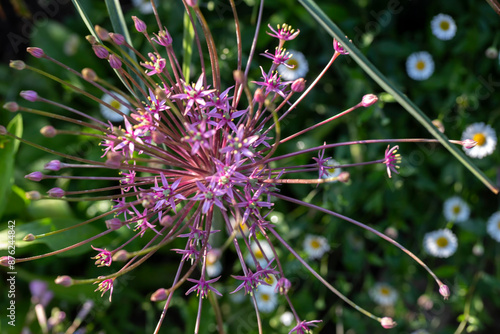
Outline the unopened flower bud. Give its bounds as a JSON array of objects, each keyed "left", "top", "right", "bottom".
[
  {"left": 337, "top": 171, "right": 350, "bottom": 183},
  {"left": 185, "top": 0, "right": 198, "bottom": 7},
  {"left": 132, "top": 16, "right": 147, "bottom": 32},
  {"left": 0, "top": 125, "right": 6, "bottom": 135},
  {"left": 25, "top": 171, "right": 43, "bottom": 182},
  {"left": 109, "top": 32, "right": 125, "bottom": 45},
  {"left": 48, "top": 187, "right": 65, "bottom": 198},
  {"left": 151, "top": 288, "right": 169, "bottom": 301},
  {"left": 95, "top": 25, "right": 110, "bottom": 41},
  {"left": 233, "top": 70, "right": 245, "bottom": 84},
  {"left": 92, "top": 45, "right": 109, "bottom": 59},
  {"left": 82, "top": 68, "right": 98, "bottom": 81},
  {"left": 380, "top": 317, "right": 396, "bottom": 329},
  {"left": 461, "top": 139, "right": 477, "bottom": 149},
  {"left": 361, "top": 94, "right": 378, "bottom": 107},
  {"left": 4, "top": 102, "right": 19, "bottom": 112},
  {"left": 21, "top": 90, "right": 38, "bottom": 102},
  {"left": 27, "top": 47, "right": 45, "bottom": 58},
  {"left": 254, "top": 88, "right": 265, "bottom": 104},
  {"left": 23, "top": 233, "right": 36, "bottom": 241},
  {"left": 291, "top": 78, "right": 306, "bottom": 92},
  {"left": 44, "top": 160, "right": 61, "bottom": 171},
  {"left": 160, "top": 215, "right": 174, "bottom": 227},
  {"left": 26, "top": 191, "right": 41, "bottom": 200},
  {"left": 105, "top": 152, "right": 123, "bottom": 169},
  {"left": 0, "top": 256, "right": 15, "bottom": 267},
  {"left": 41, "top": 125, "right": 57, "bottom": 138},
  {"left": 105, "top": 218, "right": 123, "bottom": 230},
  {"left": 55, "top": 275, "right": 73, "bottom": 287},
  {"left": 152, "top": 130, "right": 167, "bottom": 144},
  {"left": 10, "top": 60, "right": 26, "bottom": 70},
  {"left": 439, "top": 284, "right": 450, "bottom": 300},
  {"left": 112, "top": 250, "right": 129, "bottom": 261},
  {"left": 108, "top": 54, "right": 122, "bottom": 69},
  {"left": 432, "top": 119, "right": 445, "bottom": 133},
  {"left": 485, "top": 46, "right": 498, "bottom": 59},
  {"left": 86, "top": 35, "right": 97, "bottom": 44}
]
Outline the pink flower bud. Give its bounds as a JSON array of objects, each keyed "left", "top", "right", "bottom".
[
  {"left": 25, "top": 171, "right": 43, "bottom": 182},
  {"left": 20, "top": 90, "right": 38, "bottom": 102},
  {"left": 92, "top": 45, "right": 109, "bottom": 59},
  {"left": 337, "top": 171, "right": 350, "bottom": 183},
  {"left": 27, "top": 47, "right": 45, "bottom": 58},
  {"left": 160, "top": 215, "right": 174, "bottom": 227},
  {"left": 109, "top": 32, "right": 125, "bottom": 45},
  {"left": 233, "top": 70, "right": 245, "bottom": 84},
  {"left": 44, "top": 160, "right": 61, "bottom": 171},
  {"left": 333, "top": 39, "right": 349, "bottom": 55},
  {"left": 3, "top": 102, "right": 19, "bottom": 112},
  {"left": 95, "top": 25, "right": 110, "bottom": 41},
  {"left": 380, "top": 317, "right": 396, "bottom": 329},
  {"left": 86, "top": 35, "right": 97, "bottom": 45},
  {"left": 185, "top": 0, "right": 198, "bottom": 7},
  {"left": 10, "top": 60, "right": 26, "bottom": 70},
  {"left": 47, "top": 187, "right": 65, "bottom": 198},
  {"left": 41, "top": 125, "right": 57, "bottom": 138},
  {"left": 254, "top": 88, "right": 265, "bottom": 104},
  {"left": 152, "top": 130, "right": 167, "bottom": 144},
  {"left": 23, "top": 233, "right": 36, "bottom": 241},
  {"left": 82, "top": 68, "right": 98, "bottom": 81},
  {"left": 439, "top": 284, "right": 450, "bottom": 300},
  {"left": 291, "top": 78, "right": 306, "bottom": 92},
  {"left": 361, "top": 94, "right": 378, "bottom": 107},
  {"left": 0, "top": 256, "right": 15, "bottom": 267},
  {"left": 108, "top": 54, "right": 122, "bottom": 69},
  {"left": 0, "top": 126, "right": 6, "bottom": 135},
  {"left": 26, "top": 191, "right": 41, "bottom": 200},
  {"left": 105, "top": 152, "right": 123, "bottom": 169},
  {"left": 461, "top": 139, "right": 477, "bottom": 149},
  {"left": 55, "top": 275, "right": 73, "bottom": 287},
  {"left": 132, "top": 16, "right": 147, "bottom": 32},
  {"left": 105, "top": 218, "right": 123, "bottom": 230},
  {"left": 151, "top": 288, "right": 169, "bottom": 301},
  {"left": 112, "top": 250, "right": 129, "bottom": 261}
]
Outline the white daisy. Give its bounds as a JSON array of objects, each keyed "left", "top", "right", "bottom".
[
  {"left": 430, "top": 14, "right": 457, "bottom": 40},
  {"left": 423, "top": 229, "right": 458, "bottom": 258},
  {"left": 369, "top": 282, "right": 398, "bottom": 306},
  {"left": 322, "top": 159, "right": 342, "bottom": 182},
  {"left": 205, "top": 249, "right": 222, "bottom": 277},
  {"left": 303, "top": 234, "right": 330, "bottom": 260},
  {"left": 406, "top": 51, "right": 434, "bottom": 81},
  {"left": 229, "top": 216, "right": 249, "bottom": 238},
  {"left": 486, "top": 211, "right": 500, "bottom": 242},
  {"left": 443, "top": 196, "right": 470, "bottom": 223},
  {"left": 277, "top": 50, "right": 309, "bottom": 81},
  {"left": 280, "top": 311, "right": 294, "bottom": 326},
  {"left": 100, "top": 93, "right": 130, "bottom": 122},
  {"left": 245, "top": 241, "right": 274, "bottom": 268},
  {"left": 255, "top": 288, "right": 278, "bottom": 313},
  {"left": 461, "top": 122, "right": 497, "bottom": 159}
]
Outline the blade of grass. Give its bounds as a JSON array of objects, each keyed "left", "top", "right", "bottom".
[
  {"left": 182, "top": 9, "right": 195, "bottom": 81},
  {"left": 298, "top": 0, "right": 498, "bottom": 194}
]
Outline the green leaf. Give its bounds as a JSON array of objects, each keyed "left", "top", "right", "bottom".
[
  {"left": 298, "top": 0, "right": 498, "bottom": 194},
  {"left": 183, "top": 9, "right": 195, "bottom": 81},
  {"left": 0, "top": 114, "right": 23, "bottom": 219}
]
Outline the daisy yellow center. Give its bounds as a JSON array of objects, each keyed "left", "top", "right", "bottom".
[
  {"left": 206, "top": 255, "right": 216, "bottom": 265},
  {"left": 264, "top": 276, "right": 275, "bottom": 285},
  {"left": 287, "top": 58, "right": 299, "bottom": 70},
  {"left": 497, "top": 221, "right": 500, "bottom": 229},
  {"left": 310, "top": 239, "right": 321, "bottom": 249},
  {"left": 416, "top": 60, "right": 426, "bottom": 70},
  {"left": 255, "top": 249, "right": 264, "bottom": 259},
  {"left": 261, "top": 293, "right": 270, "bottom": 301},
  {"left": 453, "top": 205, "right": 461, "bottom": 214},
  {"left": 111, "top": 100, "right": 121, "bottom": 109},
  {"left": 380, "top": 287, "right": 391, "bottom": 295},
  {"left": 436, "top": 236, "right": 449, "bottom": 248},
  {"left": 473, "top": 133, "right": 486, "bottom": 146},
  {"left": 440, "top": 20, "right": 450, "bottom": 31}
]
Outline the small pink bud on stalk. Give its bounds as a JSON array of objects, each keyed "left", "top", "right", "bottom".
[
  {"left": 23, "top": 233, "right": 36, "bottom": 241},
  {"left": 21, "top": 90, "right": 38, "bottom": 102},
  {"left": 95, "top": 25, "right": 110, "bottom": 41},
  {"left": 439, "top": 284, "right": 450, "bottom": 300},
  {"left": 105, "top": 218, "right": 123, "bottom": 230},
  {"left": 361, "top": 94, "right": 378, "bottom": 107},
  {"left": 291, "top": 78, "right": 306, "bottom": 92},
  {"left": 44, "top": 160, "right": 61, "bottom": 171},
  {"left": 55, "top": 275, "right": 73, "bottom": 287},
  {"left": 152, "top": 130, "right": 167, "bottom": 144},
  {"left": 380, "top": 317, "right": 396, "bottom": 329},
  {"left": 233, "top": 70, "right": 245, "bottom": 84},
  {"left": 86, "top": 35, "right": 97, "bottom": 45},
  {"left": 151, "top": 288, "right": 169, "bottom": 301},
  {"left": 26, "top": 191, "right": 41, "bottom": 200},
  {"left": 112, "top": 250, "right": 129, "bottom": 262},
  {"left": 48, "top": 187, "right": 65, "bottom": 198},
  {"left": 3, "top": 102, "right": 19, "bottom": 112},
  {"left": 337, "top": 171, "right": 350, "bottom": 183},
  {"left": 185, "top": 0, "right": 198, "bottom": 7},
  {"left": 41, "top": 125, "right": 57, "bottom": 138},
  {"left": 27, "top": 47, "right": 45, "bottom": 58},
  {"left": 108, "top": 54, "right": 122, "bottom": 69},
  {"left": 92, "top": 45, "right": 109, "bottom": 59},
  {"left": 432, "top": 119, "right": 445, "bottom": 133},
  {"left": 105, "top": 152, "right": 123, "bottom": 169},
  {"left": 25, "top": 171, "right": 43, "bottom": 182},
  {"left": 0, "top": 256, "right": 15, "bottom": 267},
  {"left": 461, "top": 139, "right": 477, "bottom": 149},
  {"left": 160, "top": 215, "right": 174, "bottom": 227},
  {"left": 10, "top": 60, "right": 26, "bottom": 70},
  {"left": 254, "top": 88, "right": 265, "bottom": 104},
  {"left": 0, "top": 125, "right": 6, "bottom": 135},
  {"left": 109, "top": 32, "right": 125, "bottom": 45},
  {"left": 82, "top": 68, "right": 98, "bottom": 81},
  {"left": 132, "top": 16, "right": 147, "bottom": 32}
]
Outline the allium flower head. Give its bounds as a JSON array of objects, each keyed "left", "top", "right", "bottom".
[
  {"left": 406, "top": 51, "right": 434, "bottom": 80},
  {"left": 443, "top": 196, "right": 470, "bottom": 223},
  {"left": 423, "top": 229, "right": 458, "bottom": 258},
  {"left": 461, "top": 122, "right": 497, "bottom": 158},
  {"left": 431, "top": 14, "right": 457, "bottom": 40}
]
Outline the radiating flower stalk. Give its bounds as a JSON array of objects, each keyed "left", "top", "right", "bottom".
[{"left": 1, "top": 1, "right": 479, "bottom": 332}]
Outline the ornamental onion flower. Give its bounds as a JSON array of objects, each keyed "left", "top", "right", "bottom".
[{"left": 1, "top": 1, "right": 480, "bottom": 332}]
